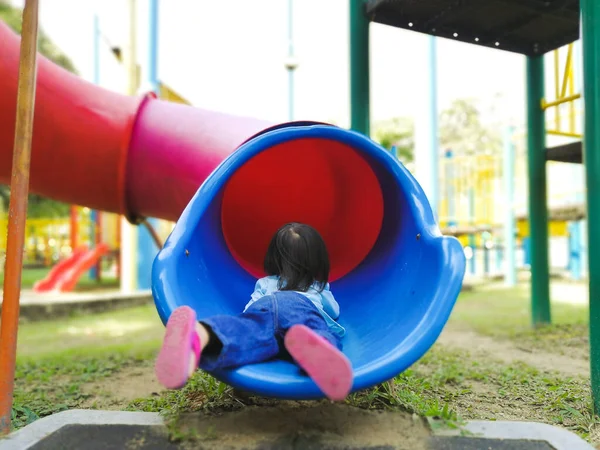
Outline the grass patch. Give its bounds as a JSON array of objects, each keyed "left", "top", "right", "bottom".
[
  {"left": 12, "top": 347, "right": 157, "bottom": 430},
  {"left": 381, "top": 346, "right": 596, "bottom": 439},
  {"left": 10, "top": 304, "right": 163, "bottom": 430},
  {"left": 17, "top": 304, "right": 163, "bottom": 358},
  {"left": 7, "top": 283, "right": 598, "bottom": 447},
  {"left": 450, "top": 283, "right": 589, "bottom": 356},
  {"left": 0, "top": 267, "right": 49, "bottom": 289}
]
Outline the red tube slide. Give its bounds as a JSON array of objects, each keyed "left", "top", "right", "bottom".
[
  {"left": 0, "top": 22, "right": 384, "bottom": 281},
  {"left": 0, "top": 21, "right": 268, "bottom": 222}
]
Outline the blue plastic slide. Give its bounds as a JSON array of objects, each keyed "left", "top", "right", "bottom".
[{"left": 152, "top": 123, "right": 466, "bottom": 399}]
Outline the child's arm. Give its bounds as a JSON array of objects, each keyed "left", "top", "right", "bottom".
[
  {"left": 320, "top": 284, "right": 340, "bottom": 319},
  {"left": 243, "top": 277, "right": 268, "bottom": 311}
]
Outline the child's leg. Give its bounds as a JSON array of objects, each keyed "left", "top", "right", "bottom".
[
  {"left": 274, "top": 292, "right": 353, "bottom": 401},
  {"left": 198, "top": 299, "right": 281, "bottom": 371},
  {"left": 155, "top": 298, "right": 281, "bottom": 389},
  {"left": 284, "top": 325, "right": 352, "bottom": 401},
  {"left": 155, "top": 306, "right": 202, "bottom": 390}
]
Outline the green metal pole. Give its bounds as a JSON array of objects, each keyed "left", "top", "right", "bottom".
[
  {"left": 581, "top": 0, "right": 600, "bottom": 413},
  {"left": 526, "top": 55, "right": 551, "bottom": 325},
  {"left": 349, "top": 0, "right": 369, "bottom": 136}
]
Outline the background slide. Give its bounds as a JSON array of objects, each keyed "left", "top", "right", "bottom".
[
  {"left": 33, "top": 244, "right": 110, "bottom": 293},
  {"left": 0, "top": 22, "right": 466, "bottom": 398},
  {"left": 33, "top": 247, "right": 88, "bottom": 292}
]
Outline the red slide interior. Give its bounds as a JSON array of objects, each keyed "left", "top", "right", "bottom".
[{"left": 221, "top": 138, "right": 385, "bottom": 281}]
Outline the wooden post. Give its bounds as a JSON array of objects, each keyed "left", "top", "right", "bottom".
[{"left": 0, "top": 0, "right": 40, "bottom": 435}]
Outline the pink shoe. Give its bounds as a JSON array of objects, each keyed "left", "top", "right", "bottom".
[
  {"left": 155, "top": 306, "right": 201, "bottom": 390},
  {"left": 284, "top": 325, "right": 353, "bottom": 401}
]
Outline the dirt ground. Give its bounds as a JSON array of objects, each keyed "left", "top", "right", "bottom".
[
  {"left": 172, "top": 403, "right": 431, "bottom": 450},
  {"left": 76, "top": 322, "right": 597, "bottom": 448},
  {"left": 80, "top": 325, "right": 592, "bottom": 415},
  {"left": 436, "top": 326, "right": 599, "bottom": 448},
  {"left": 438, "top": 326, "right": 590, "bottom": 378},
  {"left": 82, "top": 361, "right": 165, "bottom": 409},
  {"left": 82, "top": 370, "right": 433, "bottom": 449}
]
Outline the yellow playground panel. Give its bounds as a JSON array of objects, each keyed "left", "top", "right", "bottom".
[
  {"left": 436, "top": 42, "right": 583, "bottom": 244},
  {"left": 544, "top": 42, "right": 582, "bottom": 140},
  {"left": 438, "top": 150, "right": 573, "bottom": 243},
  {"left": 0, "top": 208, "right": 121, "bottom": 266},
  {"left": 438, "top": 153, "right": 503, "bottom": 229}
]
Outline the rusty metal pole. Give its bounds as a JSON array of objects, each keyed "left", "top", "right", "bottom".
[{"left": 0, "top": 0, "right": 40, "bottom": 435}]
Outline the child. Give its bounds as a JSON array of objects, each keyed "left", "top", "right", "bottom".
[{"left": 154, "top": 222, "right": 353, "bottom": 401}]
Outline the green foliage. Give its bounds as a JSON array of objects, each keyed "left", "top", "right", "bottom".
[
  {"left": 12, "top": 350, "right": 155, "bottom": 431},
  {"left": 372, "top": 98, "right": 500, "bottom": 164},
  {"left": 0, "top": 185, "right": 71, "bottom": 218},
  {"left": 0, "top": 2, "right": 76, "bottom": 217},
  {"left": 0, "top": 185, "right": 8, "bottom": 211},
  {"left": 0, "top": 2, "right": 77, "bottom": 73},
  {"left": 439, "top": 98, "right": 501, "bottom": 155},
  {"left": 373, "top": 117, "right": 414, "bottom": 163}
]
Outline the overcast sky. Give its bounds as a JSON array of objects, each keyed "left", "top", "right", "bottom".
[{"left": 9, "top": 0, "right": 536, "bottom": 128}]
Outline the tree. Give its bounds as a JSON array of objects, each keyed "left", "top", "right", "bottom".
[
  {"left": 0, "top": 2, "right": 76, "bottom": 217},
  {"left": 373, "top": 117, "right": 414, "bottom": 163},
  {"left": 439, "top": 98, "right": 501, "bottom": 156}
]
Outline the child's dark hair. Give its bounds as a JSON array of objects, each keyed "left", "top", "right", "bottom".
[{"left": 264, "top": 222, "right": 330, "bottom": 292}]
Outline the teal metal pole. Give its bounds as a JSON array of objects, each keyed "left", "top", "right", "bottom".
[
  {"left": 568, "top": 221, "right": 582, "bottom": 280},
  {"left": 89, "top": 14, "right": 100, "bottom": 280},
  {"left": 468, "top": 188, "right": 476, "bottom": 275},
  {"left": 445, "top": 149, "right": 455, "bottom": 226},
  {"left": 526, "top": 55, "right": 551, "bottom": 325},
  {"left": 581, "top": 0, "right": 600, "bottom": 413},
  {"left": 503, "top": 126, "right": 516, "bottom": 286},
  {"left": 427, "top": 36, "right": 439, "bottom": 215},
  {"left": 286, "top": 0, "right": 295, "bottom": 121},
  {"left": 137, "top": 0, "right": 161, "bottom": 290},
  {"left": 349, "top": 0, "right": 369, "bottom": 136},
  {"left": 495, "top": 238, "right": 502, "bottom": 272}
]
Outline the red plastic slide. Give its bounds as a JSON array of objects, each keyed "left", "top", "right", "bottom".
[
  {"left": 33, "top": 244, "right": 110, "bottom": 293},
  {"left": 32, "top": 246, "right": 88, "bottom": 292}
]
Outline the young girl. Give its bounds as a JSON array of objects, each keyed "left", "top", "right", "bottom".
[{"left": 154, "top": 222, "right": 353, "bottom": 401}]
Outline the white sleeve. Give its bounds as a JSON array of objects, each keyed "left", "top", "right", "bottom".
[
  {"left": 319, "top": 284, "right": 340, "bottom": 319},
  {"left": 243, "top": 278, "right": 267, "bottom": 311}
]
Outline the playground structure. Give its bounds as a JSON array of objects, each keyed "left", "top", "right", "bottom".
[
  {"left": 0, "top": 206, "right": 175, "bottom": 292},
  {"left": 0, "top": 0, "right": 598, "bottom": 435},
  {"left": 354, "top": 0, "right": 598, "bottom": 412},
  {"left": 0, "top": 209, "right": 119, "bottom": 267},
  {"left": 437, "top": 136, "right": 585, "bottom": 279},
  {"left": 435, "top": 41, "right": 586, "bottom": 280}
]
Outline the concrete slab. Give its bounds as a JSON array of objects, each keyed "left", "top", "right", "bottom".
[
  {"left": 0, "top": 289, "right": 153, "bottom": 321},
  {"left": 27, "top": 424, "right": 179, "bottom": 450},
  {"left": 428, "top": 436, "right": 555, "bottom": 450},
  {"left": 0, "top": 410, "right": 162, "bottom": 450},
  {"left": 1, "top": 409, "right": 596, "bottom": 450},
  {"left": 464, "top": 420, "right": 596, "bottom": 450},
  {"left": 25, "top": 429, "right": 564, "bottom": 450}
]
